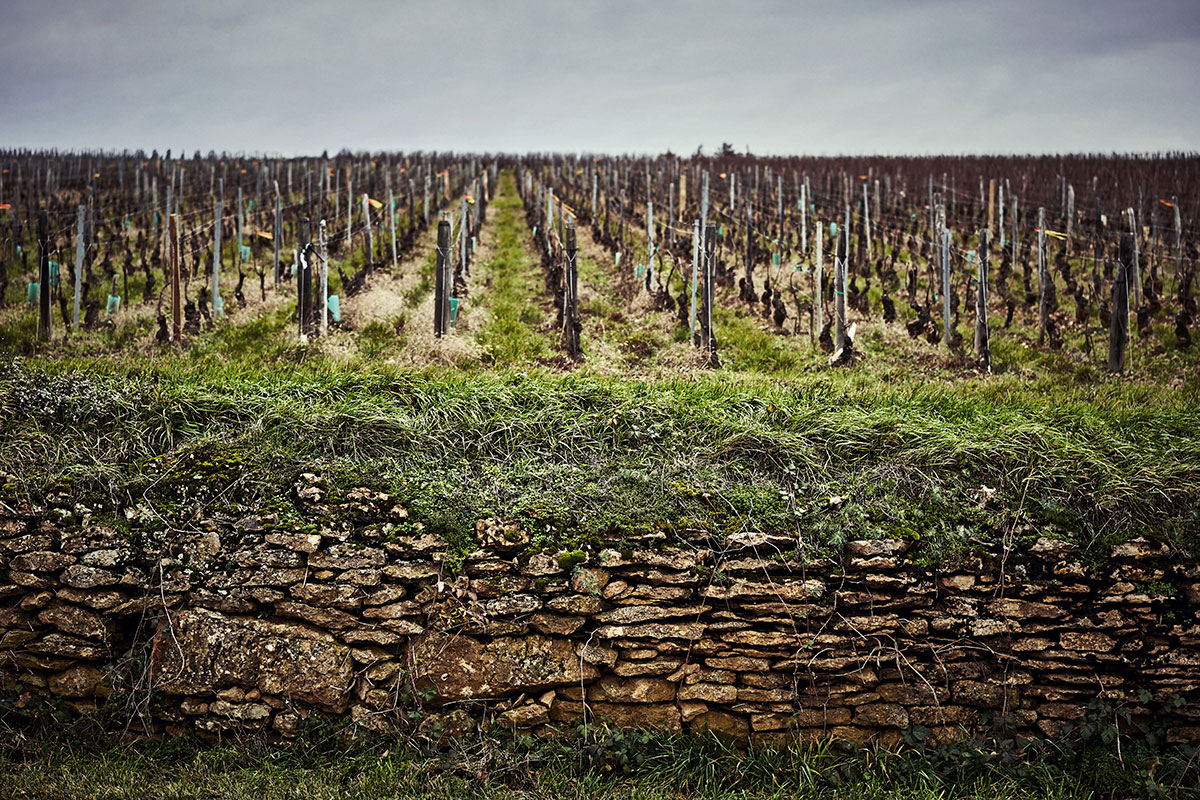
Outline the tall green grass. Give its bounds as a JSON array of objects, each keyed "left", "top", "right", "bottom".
[{"left": 1, "top": 353, "right": 1197, "bottom": 558}]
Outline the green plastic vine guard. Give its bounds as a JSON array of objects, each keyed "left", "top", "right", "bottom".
[
  {"left": 106, "top": 295, "right": 121, "bottom": 315},
  {"left": 328, "top": 295, "right": 342, "bottom": 323}
]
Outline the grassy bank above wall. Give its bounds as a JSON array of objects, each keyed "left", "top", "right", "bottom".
[{"left": 2, "top": 354, "right": 1197, "bottom": 562}]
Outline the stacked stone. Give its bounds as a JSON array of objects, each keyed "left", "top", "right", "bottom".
[{"left": 1, "top": 484, "right": 1198, "bottom": 744}]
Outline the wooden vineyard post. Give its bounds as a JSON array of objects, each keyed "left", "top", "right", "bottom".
[
  {"left": 1126, "top": 208, "right": 1142, "bottom": 308},
  {"left": 1011, "top": 195, "right": 1019, "bottom": 263},
  {"left": 689, "top": 219, "right": 700, "bottom": 344},
  {"left": 297, "top": 217, "right": 312, "bottom": 340},
  {"left": 617, "top": 190, "right": 625, "bottom": 257},
  {"left": 362, "top": 193, "right": 374, "bottom": 274},
  {"left": 987, "top": 179, "right": 995, "bottom": 238},
  {"left": 408, "top": 179, "right": 415, "bottom": 238},
  {"left": 170, "top": 213, "right": 181, "bottom": 343},
  {"left": 1151, "top": 197, "right": 1160, "bottom": 287},
  {"left": 423, "top": 173, "right": 430, "bottom": 224},
  {"left": 1109, "top": 232, "right": 1132, "bottom": 372},
  {"left": 800, "top": 183, "right": 807, "bottom": 255},
  {"left": 319, "top": 220, "right": 329, "bottom": 338},
  {"left": 646, "top": 201, "right": 655, "bottom": 287},
  {"left": 563, "top": 220, "right": 580, "bottom": 357},
  {"left": 940, "top": 214, "right": 951, "bottom": 348},
  {"left": 434, "top": 218, "right": 450, "bottom": 338},
  {"left": 668, "top": 182, "right": 675, "bottom": 249},
  {"left": 862, "top": 181, "right": 871, "bottom": 258},
  {"left": 998, "top": 183, "right": 1005, "bottom": 249},
  {"left": 837, "top": 207, "right": 850, "bottom": 353},
  {"left": 273, "top": 181, "right": 281, "bottom": 286},
  {"left": 546, "top": 189, "right": 555, "bottom": 258},
  {"left": 777, "top": 175, "right": 784, "bottom": 253},
  {"left": 1037, "top": 207, "right": 1048, "bottom": 345},
  {"left": 814, "top": 220, "right": 823, "bottom": 345},
  {"left": 11, "top": 161, "right": 20, "bottom": 267},
  {"left": 236, "top": 186, "right": 243, "bottom": 271},
  {"left": 151, "top": 176, "right": 158, "bottom": 244},
  {"left": 1173, "top": 197, "right": 1183, "bottom": 286},
  {"left": 72, "top": 204, "right": 85, "bottom": 329},
  {"left": 928, "top": 174, "right": 935, "bottom": 240},
  {"left": 679, "top": 171, "right": 687, "bottom": 221},
  {"left": 37, "top": 209, "right": 50, "bottom": 341},
  {"left": 976, "top": 229, "right": 990, "bottom": 372},
  {"left": 461, "top": 194, "right": 469, "bottom": 274},
  {"left": 1066, "top": 184, "right": 1075, "bottom": 254},
  {"left": 388, "top": 187, "right": 398, "bottom": 270},
  {"left": 701, "top": 222, "right": 717, "bottom": 363},
  {"left": 345, "top": 172, "right": 353, "bottom": 254},
  {"left": 743, "top": 204, "right": 754, "bottom": 300},
  {"left": 212, "top": 198, "right": 223, "bottom": 319}
]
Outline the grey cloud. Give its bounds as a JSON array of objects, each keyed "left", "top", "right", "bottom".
[{"left": 0, "top": 0, "right": 1196, "bottom": 155}]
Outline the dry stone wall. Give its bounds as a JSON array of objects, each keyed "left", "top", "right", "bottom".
[{"left": 2, "top": 479, "right": 1198, "bottom": 744}]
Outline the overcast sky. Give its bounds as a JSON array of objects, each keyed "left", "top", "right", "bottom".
[{"left": 2, "top": 0, "right": 1197, "bottom": 156}]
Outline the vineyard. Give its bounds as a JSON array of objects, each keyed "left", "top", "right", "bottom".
[
  {"left": 1, "top": 149, "right": 1199, "bottom": 556},
  {"left": 2, "top": 150, "right": 1198, "bottom": 371}
]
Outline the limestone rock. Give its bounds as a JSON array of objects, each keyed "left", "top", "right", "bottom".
[
  {"left": 153, "top": 608, "right": 353, "bottom": 713},
  {"left": 594, "top": 605, "right": 709, "bottom": 625},
  {"left": 10, "top": 551, "right": 76, "bottom": 572},
  {"left": 21, "top": 630, "right": 103, "bottom": 659},
  {"left": 61, "top": 565, "right": 120, "bottom": 589},
  {"left": 690, "top": 709, "right": 749, "bottom": 741},
  {"left": 265, "top": 532, "right": 322, "bottom": 553},
  {"left": 845, "top": 540, "right": 910, "bottom": 558},
  {"left": 498, "top": 703, "right": 550, "bottom": 727},
  {"left": 38, "top": 603, "right": 107, "bottom": 640},
  {"left": 308, "top": 544, "right": 385, "bottom": 570},
  {"left": 677, "top": 682, "right": 737, "bottom": 703},
  {"left": 1060, "top": 631, "right": 1117, "bottom": 652},
  {"left": 48, "top": 664, "right": 106, "bottom": 698},
  {"left": 585, "top": 702, "right": 681, "bottom": 731},
  {"left": 569, "top": 567, "right": 610, "bottom": 595},
  {"left": 530, "top": 613, "right": 585, "bottom": 636},
  {"left": 410, "top": 632, "right": 598, "bottom": 702},
  {"left": 586, "top": 676, "right": 675, "bottom": 704},
  {"left": 595, "top": 621, "right": 707, "bottom": 641},
  {"left": 854, "top": 703, "right": 909, "bottom": 728}
]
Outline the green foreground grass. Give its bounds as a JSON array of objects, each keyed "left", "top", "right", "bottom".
[{"left": 1, "top": 719, "right": 1195, "bottom": 800}]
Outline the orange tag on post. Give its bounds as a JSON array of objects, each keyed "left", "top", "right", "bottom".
[
  {"left": 368, "top": 197, "right": 383, "bottom": 210},
  {"left": 256, "top": 231, "right": 274, "bottom": 240}
]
